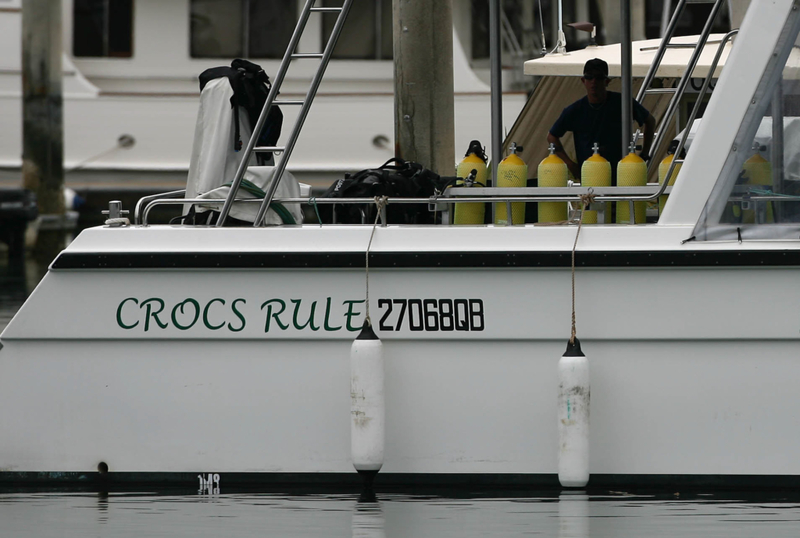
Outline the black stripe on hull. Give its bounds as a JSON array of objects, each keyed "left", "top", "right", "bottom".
[
  {"left": 2, "top": 472, "right": 800, "bottom": 493},
  {"left": 52, "top": 250, "right": 800, "bottom": 270}
]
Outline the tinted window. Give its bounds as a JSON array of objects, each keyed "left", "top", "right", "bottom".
[
  {"left": 190, "top": 0, "right": 297, "bottom": 59},
  {"left": 322, "top": 0, "right": 392, "bottom": 60},
  {"left": 73, "top": 0, "right": 134, "bottom": 58}
]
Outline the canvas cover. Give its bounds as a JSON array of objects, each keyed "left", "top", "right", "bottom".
[
  {"left": 197, "top": 166, "right": 304, "bottom": 225},
  {"left": 186, "top": 76, "right": 300, "bottom": 224}
]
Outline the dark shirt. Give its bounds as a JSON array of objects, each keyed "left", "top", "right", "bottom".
[{"left": 549, "top": 92, "right": 650, "bottom": 171}]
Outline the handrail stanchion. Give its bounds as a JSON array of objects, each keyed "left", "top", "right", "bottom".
[{"left": 648, "top": 0, "right": 726, "bottom": 175}]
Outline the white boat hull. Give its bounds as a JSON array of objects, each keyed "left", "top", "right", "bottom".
[{"left": 2, "top": 225, "right": 799, "bottom": 488}]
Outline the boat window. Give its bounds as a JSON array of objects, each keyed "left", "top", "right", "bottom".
[
  {"left": 321, "top": 0, "right": 392, "bottom": 60},
  {"left": 190, "top": 0, "right": 297, "bottom": 59},
  {"left": 73, "top": 0, "right": 134, "bottom": 58},
  {"left": 694, "top": 20, "right": 800, "bottom": 241}
]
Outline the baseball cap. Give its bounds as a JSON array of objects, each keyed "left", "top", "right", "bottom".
[{"left": 583, "top": 58, "right": 608, "bottom": 78}]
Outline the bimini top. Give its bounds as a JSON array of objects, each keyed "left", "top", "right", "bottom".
[{"left": 523, "top": 34, "right": 733, "bottom": 79}]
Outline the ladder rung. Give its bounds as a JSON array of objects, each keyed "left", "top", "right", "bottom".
[
  {"left": 254, "top": 146, "right": 285, "bottom": 153},
  {"left": 673, "top": 159, "right": 685, "bottom": 164},
  {"left": 645, "top": 88, "right": 678, "bottom": 94},
  {"left": 274, "top": 100, "right": 305, "bottom": 105},
  {"left": 292, "top": 53, "right": 324, "bottom": 59},
  {"left": 666, "top": 43, "right": 701, "bottom": 48},
  {"left": 310, "top": 7, "right": 343, "bottom": 12}
]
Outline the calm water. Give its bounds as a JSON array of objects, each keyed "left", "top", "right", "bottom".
[{"left": 3, "top": 491, "right": 800, "bottom": 537}]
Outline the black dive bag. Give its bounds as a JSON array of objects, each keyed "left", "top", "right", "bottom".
[
  {"left": 319, "top": 158, "right": 454, "bottom": 225},
  {"left": 198, "top": 59, "right": 283, "bottom": 163}
]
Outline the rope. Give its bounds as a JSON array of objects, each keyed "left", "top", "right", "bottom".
[
  {"left": 104, "top": 217, "right": 130, "bottom": 227},
  {"left": 364, "top": 196, "right": 388, "bottom": 327},
  {"left": 309, "top": 197, "right": 322, "bottom": 227},
  {"left": 570, "top": 192, "right": 595, "bottom": 344}
]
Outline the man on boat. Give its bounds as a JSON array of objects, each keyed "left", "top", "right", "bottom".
[{"left": 547, "top": 58, "right": 656, "bottom": 182}]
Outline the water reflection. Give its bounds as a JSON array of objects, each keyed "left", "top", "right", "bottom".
[
  {"left": 97, "top": 491, "right": 109, "bottom": 524},
  {"left": 558, "top": 492, "right": 588, "bottom": 538},
  {"left": 2, "top": 491, "right": 800, "bottom": 537},
  {"left": 352, "top": 500, "right": 385, "bottom": 538}
]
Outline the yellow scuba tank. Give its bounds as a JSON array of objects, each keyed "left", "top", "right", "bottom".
[
  {"left": 658, "top": 144, "right": 682, "bottom": 215},
  {"left": 537, "top": 143, "right": 568, "bottom": 223},
  {"left": 741, "top": 143, "right": 774, "bottom": 224},
  {"left": 454, "top": 140, "right": 488, "bottom": 225},
  {"left": 580, "top": 143, "right": 611, "bottom": 224},
  {"left": 616, "top": 142, "right": 647, "bottom": 224},
  {"left": 495, "top": 142, "right": 528, "bottom": 225}
]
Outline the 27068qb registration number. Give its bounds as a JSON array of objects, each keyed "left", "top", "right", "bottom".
[{"left": 377, "top": 298, "right": 485, "bottom": 332}]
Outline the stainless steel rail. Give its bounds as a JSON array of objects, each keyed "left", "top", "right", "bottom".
[
  {"left": 141, "top": 186, "right": 680, "bottom": 227},
  {"left": 250, "top": 0, "right": 354, "bottom": 228},
  {"left": 636, "top": 0, "right": 689, "bottom": 102},
  {"left": 654, "top": 29, "right": 738, "bottom": 202},
  {"left": 646, "top": 0, "right": 726, "bottom": 168},
  {"left": 134, "top": 189, "right": 185, "bottom": 225},
  {"left": 216, "top": 0, "right": 354, "bottom": 227}
]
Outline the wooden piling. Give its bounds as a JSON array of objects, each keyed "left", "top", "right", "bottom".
[
  {"left": 392, "top": 0, "right": 455, "bottom": 176},
  {"left": 22, "top": 0, "right": 65, "bottom": 261}
]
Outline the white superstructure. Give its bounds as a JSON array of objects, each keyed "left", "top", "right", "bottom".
[{"left": 0, "top": 0, "right": 526, "bottom": 192}]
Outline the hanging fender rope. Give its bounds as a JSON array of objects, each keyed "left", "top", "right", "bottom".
[
  {"left": 364, "top": 196, "right": 389, "bottom": 327},
  {"left": 570, "top": 192, "right": 595, "bottom": 345}
]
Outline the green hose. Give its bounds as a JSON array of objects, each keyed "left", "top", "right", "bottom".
[{"left": 221, "top": 179, "right": 297, "bottom": 225}]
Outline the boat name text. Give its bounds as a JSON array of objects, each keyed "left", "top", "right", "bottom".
[
  {"left": 377, "top": 298, "right": 484, "bottom": 332},
  {"left": 115, "top": 297, "right": 485, "bottom": 333}
]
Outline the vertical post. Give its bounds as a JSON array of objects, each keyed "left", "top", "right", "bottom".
[
  {"left": 772, "top": 80, "right": 784, "bottom": 220},
  {"left": 393, "top": 0, "right": 455, "bottom": 176},
  {"left": 660, "top": 0, "right": 672, "bottom": 37},
  {"left": 521, "top": 0, "right": 534, "bottom": 54},
  {"left": 22, "top": 0, "right": 65, "bottom": 259},
  {"left": 620, "top": 0, "right": 632, "bottom": 156},
  {"left": 576, "top": 0, "right": 589, "bottom": 31},
  {"left": 489, "top": 0, "right": 502, "bottom": 204}
]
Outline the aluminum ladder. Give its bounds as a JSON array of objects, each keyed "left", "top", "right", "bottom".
[
  {"left": 634, "top": 0, "right": 728, "bottom": 174},
  {"left": 216, "top": 0, "right": 354, "bottom": 227}
]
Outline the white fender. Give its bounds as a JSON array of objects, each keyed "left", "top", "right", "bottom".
[
  {"left": 558, "top": 338, "right": 590, "bottom": 487},
  {"left": 351, "top": 322, "right": 385, "bottom": 473}
]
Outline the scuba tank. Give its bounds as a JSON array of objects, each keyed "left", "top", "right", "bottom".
[
  {"left": 658, "top": 140, "right": 683, "bottom": 216},
  {"left": 537, "top": 143, "right": 568, "bottom": 223},
  {"left": 616, "top": 142, "right": 647, "bottom": 224},
  {"left": 580, "top": 143, "right": 611, "bottom": 224},
  {"left": 495, "top": 142, "right": 528, "bottom": 225},
  {"left": 740, "top": 143, "right": 774, "bottom": 224},
  {"left": 454, "top": 140, "right": 488, "bottom": 225}
]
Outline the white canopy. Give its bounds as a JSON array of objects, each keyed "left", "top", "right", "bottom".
[
  {"left": 524, "top": 34, "right": 732, "bottom": 79},
  {"left": 524, "top": 33, "right": 800, "bottom": 80}
]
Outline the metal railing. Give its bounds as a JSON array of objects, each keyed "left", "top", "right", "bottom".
[{"left": 139, "top": 184, "right": 680, "bottom": 227}]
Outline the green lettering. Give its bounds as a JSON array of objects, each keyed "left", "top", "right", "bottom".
[
  {"left": 171, "top": 299, "right": 200, "bottom": 330},
  {"left": 141, "top": 298, "right": 168, "bottom": 332},
  {"left": 203, "top": 298, "right": 226, "bottom": 330},
  {"left": 228, "top": 298, "right": 247, "bottom": 332},
  {"left": 323, "top": 297, "right": 342, "bottom": 331},
  {"left": 342, "top": 299, "right": 366, "bottom": 332},
  {"left": 261, "top": 298, "right": 288, "bottom": 332},
  {"left": 116, "top": 297, "right": 139, "bottom": 329},
  {"left": 291, "top": 299, "right": 319, "bottom": 331}
]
